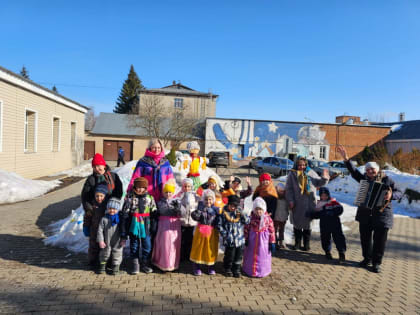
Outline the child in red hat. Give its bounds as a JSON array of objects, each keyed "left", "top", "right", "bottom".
[
  {"left": 252, "top": 173, "right": 278, "bottom": 218},
  {"left": 81, "top": 153, "right": 123, "bottom": 269}
]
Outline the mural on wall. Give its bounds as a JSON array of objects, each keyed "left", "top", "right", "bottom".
[{"left": 205, "top": 119, "right": 330, "bottom": 161}]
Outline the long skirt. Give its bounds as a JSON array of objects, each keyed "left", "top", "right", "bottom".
[
  {"left": 243, "top": 229, "right": 271, "bottom": 278},
  {"left": 190, "top": 224, "right": 219, "bottom": 266},
  {"left": 152, "top": 216, "right": 181, "bottom": 271}
]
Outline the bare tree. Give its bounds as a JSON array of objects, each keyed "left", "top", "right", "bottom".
[
  {"left": 85, "top": 107, "right": 96, "bottom": 131},
  {"left": 127, "top": 94, "right": 199, "bottom": 148}
]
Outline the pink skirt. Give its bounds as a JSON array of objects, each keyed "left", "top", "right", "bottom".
[{"left": 152, "top": 216, "right": 182, "bottom": 271}]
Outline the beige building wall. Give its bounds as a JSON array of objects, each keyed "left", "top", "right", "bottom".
[
  {"left": 138, "top": 93, "right": 216, "bottom": 119},
  {"left": 0, "top": 80, "right": 85, "bottom": 179}
]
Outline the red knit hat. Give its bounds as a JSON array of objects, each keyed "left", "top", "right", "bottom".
[
  {"left": 92, "top": 153, "right": 106, "bottom": 167},
  {"left": 259, "top": 173, "right": 271, "bottom": 182}
]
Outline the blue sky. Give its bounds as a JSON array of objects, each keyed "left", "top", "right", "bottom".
[{"left": 1, "top": 1, "right": 420, "bottom": 123}]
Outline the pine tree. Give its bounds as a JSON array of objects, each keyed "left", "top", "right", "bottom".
[
  {"left": 20, "top": 66, "right": 29, "bottom": 79},
  {"left": 114, "top": 65, "right": 144, "bottom": 114},
  {"left": 52, "top": 85, "right": 58, "bottom": 93}
]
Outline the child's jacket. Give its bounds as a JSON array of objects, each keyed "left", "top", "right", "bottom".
[
  {"left": 217, "top": 206, "right": 250, "bottom": 247},
  {"left": 121, "top": 191, "right": 157, "bottom": 239},
  {"left": 177, "top": 192, "right": 200, "bottom": 227},
  {"left": 191, "top": 202, "right": 219, "bottom": 226},
  {"left": 311, "top": 198, "right": 343, "bottom": 221}
]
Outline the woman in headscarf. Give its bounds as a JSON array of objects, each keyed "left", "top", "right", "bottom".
[
  {"left": 337, "top": 145, "right": 401, "bottom": 273},
  {"left": 285, "top": 156, "right": 329, "bottom": 251},
  {"left": 127, "top": 138, "right": 174, "bottom": 202}
]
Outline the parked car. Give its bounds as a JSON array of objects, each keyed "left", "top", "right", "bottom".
[
  {"left": 255, "top": 157, "right": 294, "bottom": 177},
  {"left": 307, "top": 159, "right": 341, "bottom": 177},
  {"left": 327, "top": 161, "right": 350, "bottom": 175},
  {"left": 249, "top": 156, "right": 263, "bottom": 169},
  {"left": 207, "top": 151, "right": 229, "bottom": 168}
]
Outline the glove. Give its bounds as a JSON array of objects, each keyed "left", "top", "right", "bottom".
[
  {"left": 171, "top": 200, "right": 181, "bottom": 211},
  {"left": 269, "top": 243, "right": 276, "bottom": 254},
  {"left": 83, "top": 226, "right": 90, "bottom": 237}
]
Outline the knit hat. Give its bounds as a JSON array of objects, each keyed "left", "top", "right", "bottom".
[
  {"left": 134, "top": 177, "right": 148, "bottom": 189},
  {"left": 187, "top": 141, "right": 200, "bottom": 153},
  {"left": 232, "top": 177, "right": 241, "bottom": 184},
  {"left": 253, "top": 197, "right": 267, "bottom": 213},
  {"left": 163, "top": 182, "right": 176, "bottom": 193},
  {"left": 319, "top": 187, "right": 331, "bottom": 199},
  {"left": 207, "top": 176, "right": 217, "bottom": 184},
  {"left": 107, "top": 197, "right": 121, "bottom": 212},
  {"left": 182, "top": 178, "right": 194, "bottom": 186},
  {"left": 95, "top": 183, "right": 108, "bottom": 195},
  {"left": 365, "top": 161, "right": 380, "bottom": 172},
  {"left": 259, "top": 173, "right": 271, "bottom": 182},
  {"left": 202, "top": 189, "right": 215, "bottom": 201},
  {"left": 92, "top": 153, "right": 106, "bottom": 167},
  {"left": 227, "top": 195, "right": 240, "bottom": 206}
]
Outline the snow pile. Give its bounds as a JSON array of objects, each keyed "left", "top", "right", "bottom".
[
  {"left": 0, "top": 169, "right": 60, "bottom": 204},
  {"left": 50, "top": 160, "right": 93, "bottom": 177},
  {"left": 44, "top": 155, "right": 224, "bottom": 253}
]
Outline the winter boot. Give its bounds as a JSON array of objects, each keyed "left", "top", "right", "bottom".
[
  {"left": 358, "top": 259, "right": 371, "bottom": 268},
  {"left": 193, "top": 263, "right": 202, "bottom": 276},
  {"left": 97, "top": 262, "right": 106, "bottom": 274},
  {"left": 291, "top": 228, "right": 302, "bottom": 250},
  {"left": 232, "top": 264, "right": 241, "bottom": 278},
  {"left": 338, "top": 252, "right": 346, "bottom": 262},
  {"left": 131, "top": 258, "right": 140, "bottom": 275},
  {"left": 111, "top": 265, "right": 120, "bottom": 275},
  {"left": 325, "top": 252, "right": 333, "bottom": 260},
  {"left": 208, "top": 266, "right": 216, "bottom": 275},
  {"left": 141, "top": 262, "right": 153, "bottom": 274},
  {"left": 302, "top": 229, "right": 311, "bottom": 251}
]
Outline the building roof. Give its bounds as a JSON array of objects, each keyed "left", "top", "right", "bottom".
[
  {"left": 383, "top": 120, "right": 420, "bottom": 140},
  {"left": 0, "top": 65, "right": 89, "bottom": 113},
  {"left": 140, "top": 81, "right": 218, "bottom": 98},
  {"left": 90, "top": 112, "right": 204, "bottom": 139}
]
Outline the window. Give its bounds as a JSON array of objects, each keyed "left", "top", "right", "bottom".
[
  {"left": 71, "top": 122, "right": 76, "bottom": 151},
  {"left": 174, "top": 98, "right": 183, "bottom": 109},
  {"left": 0, "top": 100, "right": 3, "bottom": 152},
  {"left": 24, "top": 109, "right": 37, "bottom": 152},
  {"left": 52, "top": 117, "right": 60, "bottom": 152},
  {"left": 320, "top": 146, "right": 326, "bottom": 159}
]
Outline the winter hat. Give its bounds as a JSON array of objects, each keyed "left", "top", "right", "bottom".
[
  {"left": 319, "top": 187, "right": 331, "bottom": 199},
  {"left": 227, "top": 195, "right": 240, "bottom": 206},
  {"left": 202, "top": 189, "right": 215, "bottom": 201},
  {"left": 207, "top": 176, "right": 217, "bottom": 185},
  {"left": 182, "top": 178, "right": 194, "bottom": 187},
  {"left": 134, "top": 177, "right": 148, "bottom": 189},
  {"left": 365, "top": 161, "right": 380, "bottom": 172},
  {"left": 95, "top": 183, "right": 108, "bottom": 195},
  {"left": 253, "top": 197, "right": 267, "bottom": 213},
  {"left": 163, "top": 182, "right": 176, "bottom": 193},
  {"left": 92, "top": 153, "right": 106, "bottom": 167},
  {"left": 187, "top": 141, "right": 200, "bottom": 154},
  {"left": 259, "top": 173, "right": 271, "bottom": 182},
  {"left": 107, "top": 197, "right": 121, "bottom": 212},
  {"left": 232, "top": 177, "right": 241, "bottom": 184}
]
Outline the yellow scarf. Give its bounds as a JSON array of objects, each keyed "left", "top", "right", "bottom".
[{"left": 297, "top": 170, "right": 309, "bottom": 195}]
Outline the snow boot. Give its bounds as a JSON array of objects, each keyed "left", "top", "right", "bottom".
[
  {"left": 291, "top": 228, "right": 302, "bottom": 250},
  {"left": 131, "top": 258, "right": 140, "bottom": 275},
  {"left": 302, "top": 229, "right": 311, "bottom": 251}
]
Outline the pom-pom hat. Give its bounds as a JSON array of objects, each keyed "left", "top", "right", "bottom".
[
  {"left": 92, "top": 153, "right": 106, "bottom": 167},
  {"left": 107, "top": 197, "right": 121, "bottom": 212}
]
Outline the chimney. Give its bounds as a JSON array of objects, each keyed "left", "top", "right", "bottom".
[{"left": 399, "top": 112, "right": 405, "bottom": 122}]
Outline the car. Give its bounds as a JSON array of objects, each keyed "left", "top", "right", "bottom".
[
  {"left": 307, "top": 159, "right": 341, "bottom": 177},
  {"left": 207, "top": 151, "right": 229, "bottom": 168},
  {"left": 249, "top": 156, "right": 263, "bottom": 169},
  {"left": 255, "top": 156, "right": 294, "bottom": 177},
  {"left": 327, "top": 161, "right": 350, "bottom": 175}
]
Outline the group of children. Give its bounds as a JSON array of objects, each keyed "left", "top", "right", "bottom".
[{"left": 82, "top": 154, "right": 347, "bottom": 277}]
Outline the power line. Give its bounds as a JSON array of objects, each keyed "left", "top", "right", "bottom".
[{"left": 36, "top": 81, "right": 118, "bottom": 90}]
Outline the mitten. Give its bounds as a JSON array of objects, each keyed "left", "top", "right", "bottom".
[
  {"left": 83, "top": 226, "right": 90, "bottom": 237},
  {"left": 269, "top": 243, "right": 276, "bottom": 254}
]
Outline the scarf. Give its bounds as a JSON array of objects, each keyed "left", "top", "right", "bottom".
[
  {"left": 222, "top": 209, "right": 241, "bottom": 223},
  {"left": 292, "top": 167, "right": 312, "bottom": 195},
  {"left": 145, "top": 149, "right": 165, "bottom": 165},
  {"left": 96, "top": 170, "right": 115, "bottom": 194},
  {"left": 250, "top": 212, "right": 268, "bottom": 231},
  {"left": 106, "top": 213, "right": 119, "bottom": 226},
  {"left": 254, "top": 181, "right": 278, "bottom": 199}
]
